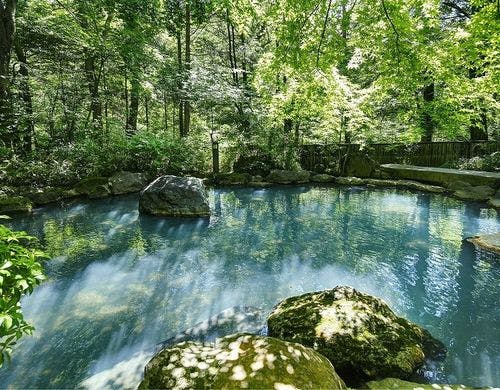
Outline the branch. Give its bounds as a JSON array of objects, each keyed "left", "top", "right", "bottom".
[
  {"left": 442, "top": 1, "right": 471, "bottom": 18},
  {"left": 381, "top": 0, "right": 400, "bottom": 67},
  {"left": 316, "top": 0, "right": 333, "bottom": 67}
]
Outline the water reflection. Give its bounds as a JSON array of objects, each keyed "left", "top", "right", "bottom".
[{"left": 0, "top": 188, "right": 499, "bottom": 388}]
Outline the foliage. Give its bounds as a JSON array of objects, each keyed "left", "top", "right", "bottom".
[
  {"left": 0, "top": 220, "right": 45, "bottom": 366},
  {"left": 450, "top": 151, "right": 500, "bottom": 172},
  {"left": 0, "top": 0, "right": 498, "bottom": 178}
]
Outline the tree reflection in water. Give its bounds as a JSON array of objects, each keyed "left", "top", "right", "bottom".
[{"left": 0, "top": 188, "right": 498, "bottom": 388}]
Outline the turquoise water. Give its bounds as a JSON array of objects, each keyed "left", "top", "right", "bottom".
[{"left": 0, "top": 185, "right": 499, "bottom": 388}]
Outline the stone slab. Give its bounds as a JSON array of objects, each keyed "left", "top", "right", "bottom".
[
  {"left": 381, "top": 164, "right": 500, "bottom": 188},
  {"left": 467, "top": 233, "right": 500, "bottom": 255}
]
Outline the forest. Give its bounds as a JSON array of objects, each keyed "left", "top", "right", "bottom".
[{"left": 0, "top": 0, "right": 499, "bottom": 185}]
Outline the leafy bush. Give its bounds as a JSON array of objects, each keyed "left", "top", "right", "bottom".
[
  {"left": 450, "top": 152, "right": 500, "bottom": 172},
  {"left": 0, "top": 219, "right": 45, "bottom": 366},
  {"left": 1, "top": 131, "right": 210, "bottom": 188}
]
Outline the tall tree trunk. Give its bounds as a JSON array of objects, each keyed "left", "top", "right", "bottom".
[
  {"left": 14, "top": 36, "right": 33, "bottom": 154},
  {"left": 420, "top": 82, "right": 434, "bottom": 142},
  {"left": 84, "top": 51, "right": 102, "bottom": 132},
  {"left": 468, "top": 69, "right": 488, "bottom": 140},
  {"left": 177, "top": 31, "right": 184, "bottom": 137},
  {"left": 126, "top": 74, "right": 139, "bottom": 135},
  {"left": 183, "top": 1, "right": 191, "bottom": 137},
  {"left": 163, "top": 91, "right": 168, "bottom": 132},
  {"left": 124, "top": 71, "right": 129, "bottom": 127},
  {"left": 0, "top": 0, "right": 17, "bottom": 148},
  {"left": 145, "top": 95, "right": 149, "bottom": 132}
]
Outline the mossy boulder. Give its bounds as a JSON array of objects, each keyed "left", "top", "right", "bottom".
[
  {"left": 139, "top": 333, "right": 347, "bottom": 390},
  {"left": 0, "top": 196, "right": 32, "bottom": 215},
  {"left": 213, "top": 173, "right": 252, "bottom": 186},
  {"left": 139, "top": 175, "right": 210, "bottom": 217},
  {"left": 108, "top": 171, "right": 148, "bottom": 195},
  {"left": 365, "top": 377, "right": 471, "bottom": 389},
  {"left": 266, "top": 170, "right": 310, "bottom": 184},
  {"left": 311, "top": 174, "right": 335, "bottom": 183},
  {"left": 453, "top": 185, "right": 495, "bottom": 201},
  {"left": 74, "top": 177, "right": 111, "bottom": 199},
  {"left": 336, "top": 176, "right": 365, "bottom": 185},
  {"left": 267, "top": 286, "right": 446, "bottom": 385},
  {"left": 24, "top": 187, "right": 67, "bottom": 205}
]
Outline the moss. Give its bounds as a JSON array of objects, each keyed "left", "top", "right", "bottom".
[
  {"left": 365, "top": 378, "right": 472, "bottom": 389},
  {"left": 139, "top": 333, "right": 347, "bottom": 390},
  {"left": 267, "top": 286, "right": 446, "bottom": 386},
  {"left": 0, "top": 195, "right": 32, "bottom": 214}
]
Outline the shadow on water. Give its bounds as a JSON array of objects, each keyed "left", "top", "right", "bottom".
[{"left": 0, "top": 187, "right": 499, "bottom": 388}]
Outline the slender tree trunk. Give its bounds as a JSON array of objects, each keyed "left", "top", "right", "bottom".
[
  {"left": 468, "top": 69, "right": 488, "bottom": 140},
  {"left": 0, "top": 0, "right": 17, "bottom": 148},
  {"left": 183, "top": 0, "right": 191, "bottom": 137},
  {"left": 145, "top": 95, "right": 149, "bottom": 132},
  {"left": 177, "top": 31, "right": 184, "bottom": 137},
  {"left": 126, "top": 74, "right": 140, "bottom": 135},
  {"left": 420, "top": 82, "right": 434, "bottom": 142},
  {"left": 14, "top": 37, "right": 33, "bottom": 153},
  {"left": 163, "top": 91, "right": 168, "bottom": 132},
  {"left": 84, "top": 51, "right": 102, "bottom": 131},
  {"left": 124, "top": 71, "right": 129, "bottom": 127}
]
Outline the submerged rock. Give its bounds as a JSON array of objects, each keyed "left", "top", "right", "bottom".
[
  {"left": 109, "top": 171, "right": 148, "bottom": 195},
  {"left": 267, "top": 286, "right": 446, "bottom": 385},
  {"left": 159, "top": 306, "right": 265, "bottom": 348},
  {"left": 266, "top": 170, "right": 311, "bottom": 184},
  {"left": 467, "top": 233, "right": 500, "bottom": 255},
  {"left": 74, "top": 177, "right": 111, "bottom": 199},
  {"left": 139, "top": 175, "right": 210, "bottom": 217},
  {"left": 139, "top": 333, "right": 347, "bottom": 390},
  {"left": 365, "top": 377, "right": 472, "bottom": 389},
  {"left": 80, "top": 306, "right": 264, "bottom": 390},
  {"left": 0, "top": 195, "right": 32, "bottom": 215}
]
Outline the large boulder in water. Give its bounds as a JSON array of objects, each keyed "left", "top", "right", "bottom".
[
  {"left": 139, "top": 175, "right": 210, "bottom": 217},
  {"left": 139, "top": 333, "right": 347, "bottom": 390},
  {"left": 267, "top": 286, "right": 446, "bottom": 385}
]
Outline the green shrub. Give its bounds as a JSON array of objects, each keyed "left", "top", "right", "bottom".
[
  {"left": 452, "top": 152, "right": 500, "bottom": 172},
  {"left": 0, "top": 219, "right": 45, "bottom": 366}
]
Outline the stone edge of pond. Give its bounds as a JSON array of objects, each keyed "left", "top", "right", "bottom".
[{"left": 1, "top": 170, "right": 499, "bottom": 216}]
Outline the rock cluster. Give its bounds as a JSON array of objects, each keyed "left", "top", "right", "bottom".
[{"left": 140, "top": 287, "right": 449, "bottom": 389}]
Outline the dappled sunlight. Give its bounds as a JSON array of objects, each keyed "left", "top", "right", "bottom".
[{"left": 1, "top": 187, "right": 499, "bottom": 388}]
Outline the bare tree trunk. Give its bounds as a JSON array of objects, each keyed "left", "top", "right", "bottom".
[
  {"left": 183, "top": 0, "right": 191, "bottom": 137},
  {"left": 126, "top": 74, "right": 140, "bottom": 135},
  {"left": 468, "top": 69, "right": 488, "bottom": 140},
  {"left": 163, "top": 91, "right": 168, "bottom": 132},
  {"left": 177, "top": 31, "right": 184, "bottom": 137},
  {"left": 145, "top": 95, "right": 149, "bottom": 132},
  {"left": 14, "top": 36, "right": 33, "bottom": 153},
  {"left": 0, "top": 0, "right": 17, "bottom": 148},
  {"left": 84, "top": 51, "right": 102, "bottom": 132},
  {"left": 420, "top": 82, "right": 434, "bottom": 142}
]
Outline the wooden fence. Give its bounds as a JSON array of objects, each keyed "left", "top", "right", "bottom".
[{"left": 300, "top": 141, "right": 500, "bottom": 174}]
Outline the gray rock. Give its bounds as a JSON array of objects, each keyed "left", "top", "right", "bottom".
[
  {"left": 311, "top": 173, "right": 335, "bottom": 183},
  {"left": 139, "top": 333, "right": 347, "bottom": 390},
  {"left": 267, "top": 286, "right": 446, "bottom": 385},
  {"left": 453, "top": 185, "right": 495, "bottom": 201},
  {"left": 213, "top": 173, "right": 251, "bottom": 185},
  {"left": 0, "top": 195, "right": 32, "bottom": 215},
  {"left": 381, "top": 164, "right": 500, "bottom": 187},
  {"left": 267, "top": 170, "right": 311, "bottom": 184},
  {"left": 24, "top": 187, "right": 65, "bottom": 205},
  {"left": 109, "top": 171, "right": 148, "bottom": 195},
  {"left": 467, "top": 233, "right": 500, "bottom": 255},
  {"left": 74, "top": 177, "right": 111, "bottom": 199},
  {"left": 336, "top": 176, "right": 365, "bottom": 185},
  {"left": 139, "top": 175, "right": 210, "bottom": 217}
]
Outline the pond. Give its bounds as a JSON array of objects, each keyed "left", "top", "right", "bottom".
[{"left": 0, "top": 185, "right": 499, "bottom": 388}]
